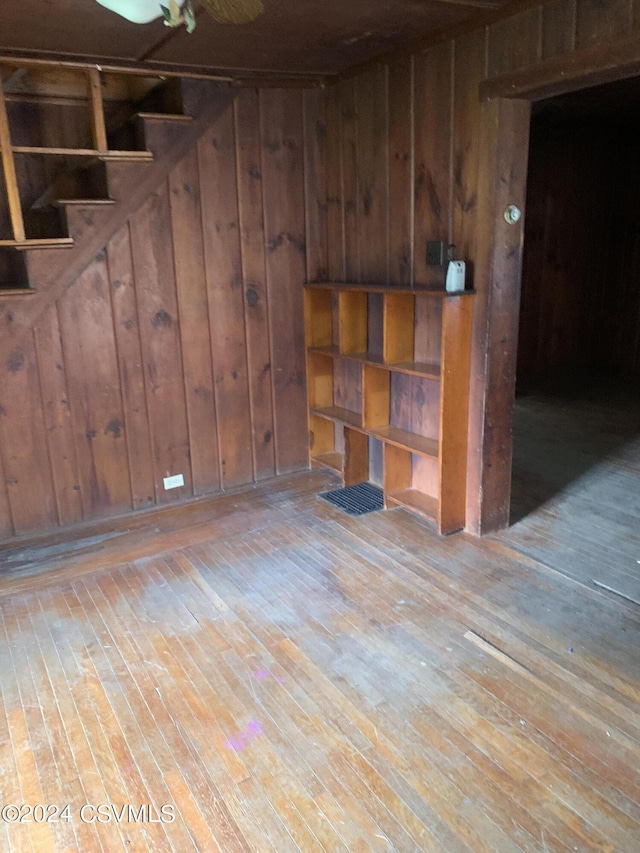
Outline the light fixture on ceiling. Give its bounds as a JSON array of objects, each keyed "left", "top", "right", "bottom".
[
  {"left": 96, "top": 0, "right": 195, "bottom": 30},
  {"left": 95, "top": 0, "right": 264, "bottom": 32}
]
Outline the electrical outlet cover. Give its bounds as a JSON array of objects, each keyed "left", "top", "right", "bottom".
[{"left": 426, "top": 240, "right": 444, "bottom": 266}]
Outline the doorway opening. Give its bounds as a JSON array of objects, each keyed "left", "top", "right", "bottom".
[{"left": 504, "top": 77, "right": 640, "bottom": 602}]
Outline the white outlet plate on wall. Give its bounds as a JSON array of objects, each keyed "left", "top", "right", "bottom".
[{"left": 163, "top": 474, "right": 184, "bottom": 490}]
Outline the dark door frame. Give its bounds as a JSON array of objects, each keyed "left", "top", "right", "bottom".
[{"left": 467, "top": 52, "right": 640, "bottom": 535}]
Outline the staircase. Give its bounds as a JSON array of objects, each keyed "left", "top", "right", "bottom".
[{"left": 0, "top": 66, "right": 235, "bottom": 367}]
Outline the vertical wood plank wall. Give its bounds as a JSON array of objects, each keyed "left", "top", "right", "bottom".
[
  {"left": 325, "top": 0, "right": 640, "bottom": 532},
  {"left": 325, "top": 0, "right": 637, "bottom": 288},
  {"left": 0, "top": 88, "right": 325, "bottom": 539}
]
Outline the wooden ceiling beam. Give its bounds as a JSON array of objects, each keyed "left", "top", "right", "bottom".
[
  {"left": 332, "top": 0, "right": 548, "bottom": 81},
  {"left": 414, "top": 0, "right": 500, "bottom": 8},
  {"left": 480, "top": 29, "right": 640, "bottom": 100}
]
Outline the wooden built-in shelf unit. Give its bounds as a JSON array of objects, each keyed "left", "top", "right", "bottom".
[{"left": 305, "top": 282, "right": 473, "bottom": 534}]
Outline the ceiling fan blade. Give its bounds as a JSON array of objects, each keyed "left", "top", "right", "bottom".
[{"left": 200, "top": 0, "right": 264, "bottom": 24}]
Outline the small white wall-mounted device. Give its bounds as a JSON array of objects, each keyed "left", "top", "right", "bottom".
[
  {"left": 504, "top": 204, "right": 522, "bottom": 224},
  {"left": 163, "top": 473, "right": 185, "bottom": 490},
  {"left": 445, "top": 260, "right": 466, "bottom": 293}
]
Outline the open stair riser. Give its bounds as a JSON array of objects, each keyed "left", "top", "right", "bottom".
[
  {"left": 0, "top": 79, "right": 234, "bottom": 302},
  {"left": 0, "top": 76, "right": 206, "bottom": 279}
]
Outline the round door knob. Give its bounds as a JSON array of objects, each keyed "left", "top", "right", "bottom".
[{"left": 504, "top": 204, "right": 522, "bottom": 224}]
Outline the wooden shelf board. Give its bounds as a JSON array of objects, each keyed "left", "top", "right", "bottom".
[
  {"left": 0, "top": 237, "right": 74, "bottom": 250},
  {"left": 310, "top": 406, "right": 363, "bottom": 429},
  {"left": 136, "top": 112, "right": 193, "bottom": 122},
  {"left": 54, "top": 198, "right": 115, "bottom": 206},
  {"left": 311, "top": 452, "right": 343, "bottom": 474},
  {"left": 387, "top": 489, "right": 438, "bottom": 521},
  {"left": 0, "top": 287, "right": 36, "bottom": 296},
  {"left": 308, "top": 346, "right": 440, "bottom": 379},
  {"left": 370, "top": 425, "right": 438, "bottom": 458},
  {"left": 309, "top": 345, "right": 340, "bottom": 358},
  {"left": 306, "top": 281, "right": 474, "bottom": 297},
  {"left": 388, "top": 360, "right": 440, "bottom": 379}
]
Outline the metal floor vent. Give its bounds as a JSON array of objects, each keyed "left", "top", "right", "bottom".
[{"left": 319, "top": 482, "right": 384, "bottom": 516}]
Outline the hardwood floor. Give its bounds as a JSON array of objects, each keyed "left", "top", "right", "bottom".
[
  {"left": 1, "top": 469, "right": 639, "bottom": 851},
  {"left": 498, "top": 377, "right": 640, "bottom": 604}
]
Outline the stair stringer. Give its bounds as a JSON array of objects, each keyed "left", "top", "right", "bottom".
[{"left": 0, "top": 80, "right": 236, "bottom": 370}]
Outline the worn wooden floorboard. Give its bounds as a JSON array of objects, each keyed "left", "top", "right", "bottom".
[
  {"left": 497, "top": 381, "right": 640, "bottom": 604},
  {"left": 0, "top": 465, "right": 639, "bottom": 851}
]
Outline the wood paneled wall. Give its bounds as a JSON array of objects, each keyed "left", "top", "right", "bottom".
[
  {"left": 0, "top": 88, "right": 326, "bottom": 539},
  {"left": 325, "top": 0, "right": 640, "bottom": 286},
  {"left": 325, "top": 0, "right": 640, "bottom": 531},
  {"left": 326, "top": 46, "right": 457, "bottom": 288},
  {"left": 519, "top": 114, "right": 640, "bottom": 380}
]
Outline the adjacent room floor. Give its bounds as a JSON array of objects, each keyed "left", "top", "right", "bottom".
[
  {"left": 0, "top": 468, "right": 639, "bottom": 851},
  {"left": 498, "top": 375, "right": 640, "bottom": 604}
]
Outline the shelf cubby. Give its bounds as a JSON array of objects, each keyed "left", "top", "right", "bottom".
[
  {"left": 305, "top": 287, "right": 334, "bottom": 348},
  {"left": 338, "top": 290, "right": 368, "bottom": 354},
  {"left": 311, "top": 450, "right": 344, "bottom": 475},
  {"left": 309, "top": 412, "right": 342, "bottom": 472},
  {"left": 305, "top": 282, "right": 473, "bottom": 534},
  {"left": 383, "top": 292, "right": 415, "bottom": 363}
]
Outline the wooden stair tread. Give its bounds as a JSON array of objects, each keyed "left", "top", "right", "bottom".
[
  {"left": 54, "top": 199, "right": 116, "bottom": 207},
  {"left": 99, "top": 151, "right": 154, "bottom": 162},
  {"left": 13, "top": 146, "right": 154, "bottom": 162},
  {"left": 13, "top": 146, "right": 98, "bottom": 156},
  {"left": 136, "top": 112, "right": 193, "bottom": 122},
  {"left": 0, "top": 238, "right": 74, "bottom": 250},
  {"left": 0, "top": 288, "right": 36, "bottom": 296}
]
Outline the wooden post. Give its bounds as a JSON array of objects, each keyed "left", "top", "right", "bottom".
[
  {"left": 0, "top": 70, "right": 25, "bottom": 241},
  {"left": 88, "top": 67, "right": 108, "bottom": 154},
  {"left": 466, "top": 97, "right": 531, "bottom": 534}
]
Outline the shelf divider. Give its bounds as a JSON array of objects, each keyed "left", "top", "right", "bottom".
[
  {"left": 438, "top": 295, "right": 473, "bottom": 534},
  {"left": 344, "top": 427, "right": 369, "bottom": 485}
]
